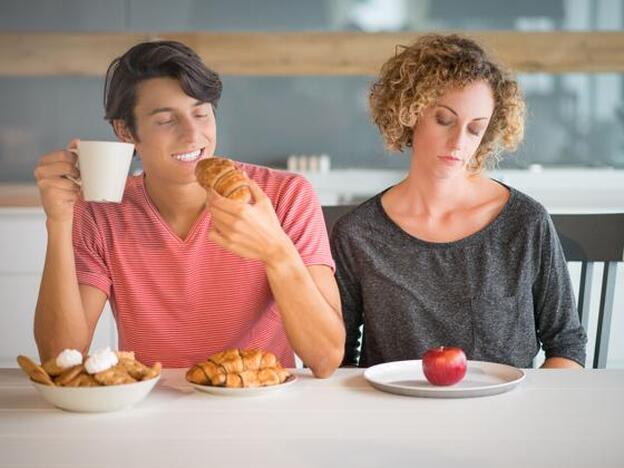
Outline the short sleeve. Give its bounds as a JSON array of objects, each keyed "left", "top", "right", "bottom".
[
  {"left": 273, "top": 175, "right": 335, "bottom": 271},
  {"left": 330, "top": 218, "right": 364, "bottom": 366},
  {"left": 72, "top": 201, "right": 112, "bottom": 296},
  {"left": 533, "top": 214, "right": 587, "bottom": 366}
]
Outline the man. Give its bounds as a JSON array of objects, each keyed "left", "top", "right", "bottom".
[{"left": 33, "top": 41, "right": 344, "bottom": 377}]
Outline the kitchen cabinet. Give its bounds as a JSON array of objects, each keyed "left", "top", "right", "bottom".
[{"left": 0, "top": 209, "right": 116, "bottom": 367}]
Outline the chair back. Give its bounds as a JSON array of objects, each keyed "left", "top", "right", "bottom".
[
  {"left": 551, "top": 213, "right": 624, "bottom": 368},
  {"left": 322, "top": 206, "right": 624, "bottom": 368}
]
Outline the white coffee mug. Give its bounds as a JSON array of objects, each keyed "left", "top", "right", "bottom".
[{"left": 69, "top": 141, "right": 134, "bottom": 203}]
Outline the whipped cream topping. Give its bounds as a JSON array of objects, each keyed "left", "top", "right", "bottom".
[
  {"left": 55, "top": 349, "right": 83, "bottom": 369},
  {"left": 84, "top": 347, "right": 119, "bottom": 374}
]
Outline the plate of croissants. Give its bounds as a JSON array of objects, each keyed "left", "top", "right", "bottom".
[
  {"left": 17, "top": 348, "right": 161, "bottom": 412},
  {"left": 186, "top": 348, "right": 295, "bottom": 397}
]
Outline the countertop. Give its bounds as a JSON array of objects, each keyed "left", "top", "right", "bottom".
[
  {"left": 1, "top": 367, "right": 623, "bottom": 467},
  {"left": 3, "top": 168, "right": 624, "bottom": 212}
]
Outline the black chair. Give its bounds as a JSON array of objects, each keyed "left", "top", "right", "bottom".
[
  {"left": 551, "top": 213, "right": 624, "bottom": 368},
  {"left": 322, "top": 206, "right": 624, "bottom": 369}
]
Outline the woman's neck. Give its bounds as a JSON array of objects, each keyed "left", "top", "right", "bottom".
[{"left": 395, "top": 167, "right": 477, "bottom": 218}]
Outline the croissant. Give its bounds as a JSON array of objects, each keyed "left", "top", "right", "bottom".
[
  {"left": 195, "top": 157, "right": 252, "bottom": 203},
  {"left": 186, "top": 348, "right": 291, "bottom": 388}
]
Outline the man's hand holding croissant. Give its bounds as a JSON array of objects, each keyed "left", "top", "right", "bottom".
[{"left": 206, "top": 181, "right": 295, "bottom": 265}]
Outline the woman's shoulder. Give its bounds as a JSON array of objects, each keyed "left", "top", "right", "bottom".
[
  {"left": 501, "top": 184, "right": 553, "bottom": 234},
  {"left": 332, "top": 193, "right": 385, "bottom": 236},
  {"left": 511, "top": 186, "right": 548, "bottom": 213}
]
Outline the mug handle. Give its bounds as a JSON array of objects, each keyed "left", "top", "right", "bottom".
[{"left": 64, "top": 146, "right": 82, "bottom": 186}]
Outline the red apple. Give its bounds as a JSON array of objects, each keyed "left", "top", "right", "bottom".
[{"left": 422, "top": 346, "right": 467, "bottom": 386}]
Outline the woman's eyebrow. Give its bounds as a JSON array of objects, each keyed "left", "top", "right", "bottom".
[
  {"left": 437, "top": 104, "right": 489, "bottom": 121},
  {"left": 437, "top": 104, "right": 458, "bottom": 116}
]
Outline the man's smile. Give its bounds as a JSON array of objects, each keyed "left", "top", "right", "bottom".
[{"left": 172, "top": 148, "right": 204, "bottom": 162}]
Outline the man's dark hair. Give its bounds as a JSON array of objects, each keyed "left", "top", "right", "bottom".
[{"left": 104, "top": 40, "right": 222, "bottom": 139}]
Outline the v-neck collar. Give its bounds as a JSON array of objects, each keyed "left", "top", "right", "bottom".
[{"left": 138, "top": 174, "right": 210, "bottom": 245}]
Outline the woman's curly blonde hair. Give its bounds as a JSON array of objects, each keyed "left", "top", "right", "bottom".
[{"left": 370, "top": 34, "right": 525, "bottom": 172}]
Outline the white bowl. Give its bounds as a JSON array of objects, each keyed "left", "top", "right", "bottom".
[{"left": 31, "top": 375, "right": 160, "bottom": 412}]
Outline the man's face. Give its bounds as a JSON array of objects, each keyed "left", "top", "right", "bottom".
[{"left": 129, "top": 77, "right": 217, "bottom": 187}]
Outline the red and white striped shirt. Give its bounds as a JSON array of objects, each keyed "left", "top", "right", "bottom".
[{"left": 72, "top": 163, "right": 334, "bottom": 368}]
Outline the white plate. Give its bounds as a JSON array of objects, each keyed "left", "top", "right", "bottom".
[
  {"left": 190, "top": 374, "right": 297, "bottom": 397},
  {"left": 32, "top": 375, "right": 160, "bottom": 412},
  {"left": 364, "top": 360, "right": 525, "bottom": 398}
]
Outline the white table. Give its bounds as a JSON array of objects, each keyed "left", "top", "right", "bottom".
[{"left": 1, "top": 368, "right": 623, "bottom": 468}]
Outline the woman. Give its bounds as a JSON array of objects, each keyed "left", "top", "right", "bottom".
[{"left": 331, "top": 34, "right": 586, "bottom": 369}]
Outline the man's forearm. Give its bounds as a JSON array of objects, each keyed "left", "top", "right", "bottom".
[
  {"left": 34, "top": 220, "right": 90, "bottom": 361},
  {"left": 541, "top": 357, "right": 583, "bottom": 368},
  {"left": 264, "top": 243, "right": 345, "bottom": 378}
]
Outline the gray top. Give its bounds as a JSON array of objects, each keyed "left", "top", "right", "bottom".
[{"left": 330, "top": 185, "right": 587, "bottom": 368}]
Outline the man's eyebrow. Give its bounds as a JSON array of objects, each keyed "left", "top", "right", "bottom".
[
  {"left": 148, "top": 107, "right": 174, "bottom": 116},
  {"left": 437, "top": 104, "right": 489, "bottom": 121},
  {"left": 148, "top": 101, "right": 207, "bottom": 116}
]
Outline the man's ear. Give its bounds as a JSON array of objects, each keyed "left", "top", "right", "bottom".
[{"left": 113, "top": 120, "right": 136, "bottom": 144}]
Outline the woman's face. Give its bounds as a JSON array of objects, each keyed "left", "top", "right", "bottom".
[{"left": 410, "top": 80, "right": 494, "bottom": 179}]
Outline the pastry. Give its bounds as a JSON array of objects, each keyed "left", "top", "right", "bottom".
[
  {"left": 142, "top": 362, "right": 162, "bottom": 381},
  {"left": 16, "top": 350, "right": 161, "bottom": 388},
  {"left": 41, "top": 357, "right": 65, "bottom": 377},
  {"left": 16, "top": 355, "right": 55, "bottom": 386},
  {"left": 54, "top": 364, "right": 86, "bottom": 386},
  {"left": 116, "top": 351, "right": 136, "bottom": 361},
  {"left": 186, "top": 348, "right": 291, "bottom": 388},
  {"left": 257, "top": 367, "right": 290, "bottom": 387},
  {"left": 63, "top": 373, "right": 99, "bottom": 387},
  {"left": 118, "top": 355, "right": 150, "bottom": 380},
  {"left": 93, "top": 364, "right": 137, "bottom": 386},
  {"left": 195, "top": 157, "right": 252, "bottom": 203},
  {"left": 187, "top": 360, "right": 226, "bottom": 386},
  {"left": 118, "top": 357, "right": 162, "bottom": 382}
]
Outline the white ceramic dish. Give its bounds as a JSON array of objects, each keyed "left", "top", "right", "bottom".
[
  {"left": 190, "top": 374, "right": 297, "bottom": 397},
  {"left": 364, "top": 360, "right": 525, "bottom": 398},
  {"left": 31, "top": 375, "right": 160, "bottom": 412}
]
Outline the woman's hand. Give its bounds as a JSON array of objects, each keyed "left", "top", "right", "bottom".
[
  {"left": 206, "top": 179, "right": 293, "bottom": 264},
  {"left": 33, "top": 139, "right": 81, "bottom": 224}
]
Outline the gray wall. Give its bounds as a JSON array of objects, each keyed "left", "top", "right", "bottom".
[{"left": 1, "top": 0, "right": 623, "bottom": 182}]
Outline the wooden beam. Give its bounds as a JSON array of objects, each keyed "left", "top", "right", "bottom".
[
  {"left": 2, "top": 31, "right": 624, "bottom": 76},
  {"left": 0, "top": 33, "right": 149, "bottom": 77},
  {"left": 0, "top": 184, "right": 40, "bottom": 208}
]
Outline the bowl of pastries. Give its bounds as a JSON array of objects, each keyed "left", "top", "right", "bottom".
[
  {"left": 17, "top": 348, "right": 161, "bottom": 412},
  {"left": 186, "top": 348, "right": 294, "bottom": 396}
]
